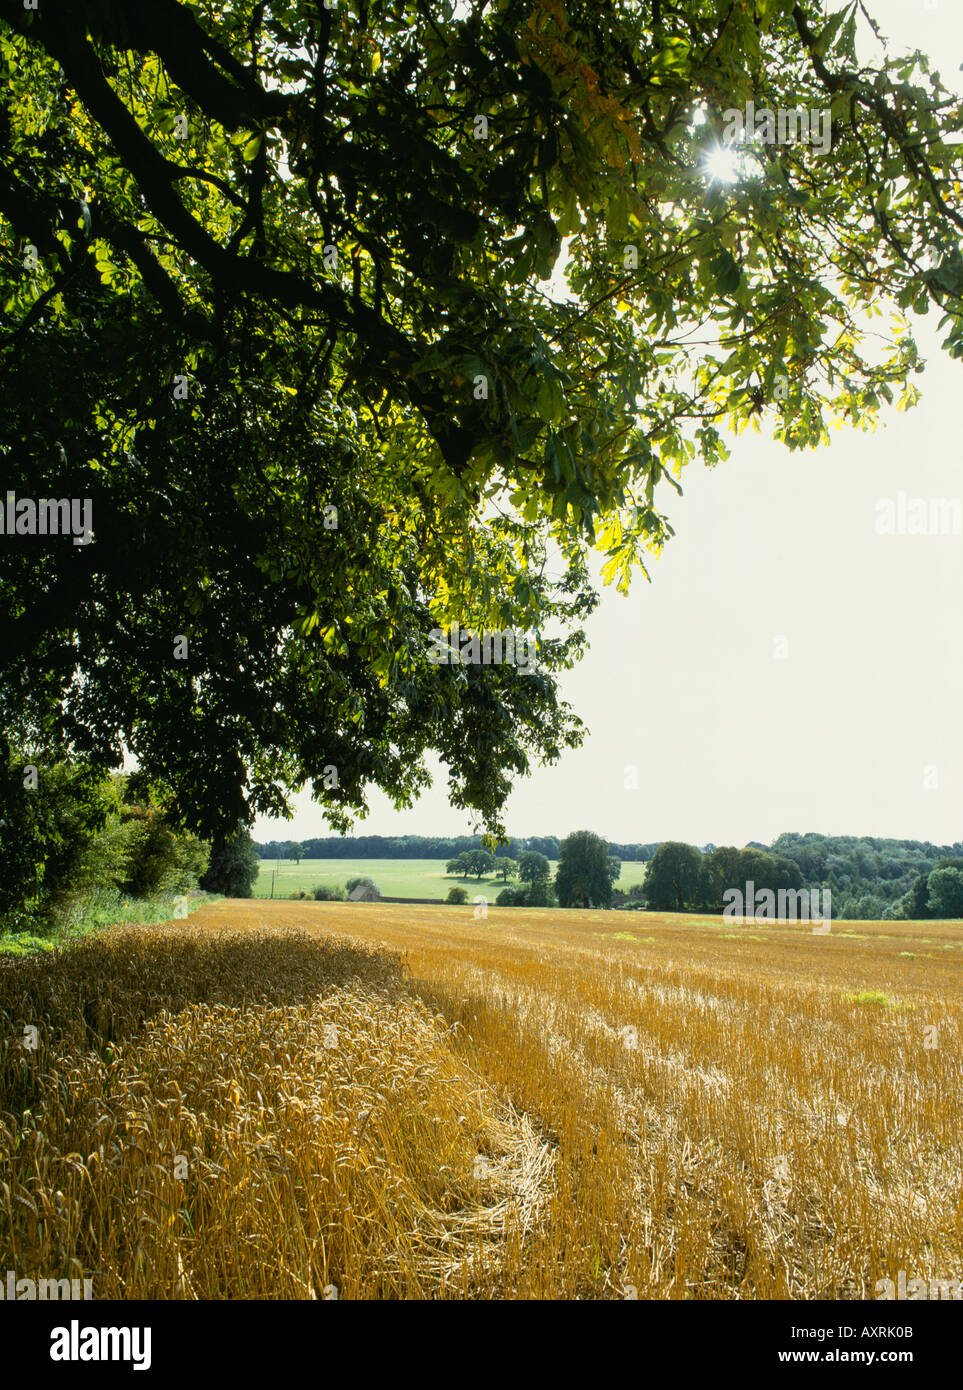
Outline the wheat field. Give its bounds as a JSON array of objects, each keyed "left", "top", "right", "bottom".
[{"left": 1, "top": 899, "right": 960, "bottom": 1299}]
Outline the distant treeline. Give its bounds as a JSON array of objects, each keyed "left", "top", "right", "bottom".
[
  {"left": 254, "top": 834, "right": 662, "bottom": 862},
  {"left": 255, "top": 830, "right": 963, "bottom": 920},
  {"left": 770, "top": 832, "right": 963, "bottom": 920},
  {"left": 639, "top": 832, "right": 963, "bottom": 920}
]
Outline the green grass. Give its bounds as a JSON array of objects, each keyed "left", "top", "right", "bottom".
[
  {"left": 0, "top": 933, "right": 58, "bottom": 958},
  {"left": 67, "top": 890, "right": 221, "bottom": 929},
  {"left": 255, "top": 858, "right": 651, "bottom": 901},
  {"left": 0, "top": 891, "right": 222, "bottom": 958}
]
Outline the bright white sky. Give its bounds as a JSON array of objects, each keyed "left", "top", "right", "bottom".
[{"left": 254, "top": 0, "right": 963, "bottom": 849}]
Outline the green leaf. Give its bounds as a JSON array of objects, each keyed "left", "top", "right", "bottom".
[
  {"left": 536, "top": 376, "right": 563, "bottom": 424},
  {"left": 711, "top": 252, "right": 741, "bottom": 295}
]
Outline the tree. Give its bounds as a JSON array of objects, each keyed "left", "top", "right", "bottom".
[
  {"left": 526, "top": 870, "right": 557, "bottom": 908},
  {"left": 927, "top": 866, "right": 963, "bottom": 918},
  {"left": 701, "top": 846, "right": 804, "bottom": 912},
  {"left": 446, "top": 886, "right": 469, "bottom": 905},
  {"left": 200, "top": 825, "right": 259, "bottom": 897},
  {"left": 0, "top": 746, "right": 211, "bottom": 931},
  {"left": 699, "top": 844, "right": 744, "bottom": 912},
  {"left": 904, "top": 871, "right": 933, "bottom": 920},
  {"left": 737, "top": 849, "right": 804, "bottom": 898},
  {"left": 496, "top": 873, "right": 554, "bottom": 908},
  {"left": 644, "top": 842, "right": 704, "bottom": 913},
  {"left": 847, "top": 893, "right": 885, "bottom": 921},
  {"left": 464, "top": 848, "right": 494, "bottom": 880},
  {"left": 3, "top": 1, "right": 962, "bottom": 852},
  {"left": 0, "top": 744, "right": 117, "bottom": 925},
  {"left": 447, "top": 848, "right": 493, "bottom": 879},
  {"left": 494, "top": 857, "right": 518, "bottom": 882},
  {"left": 116, "top": 796, "right": 209, "bottom": 898},
  {"left": 555, "top": 830, "right": 619, "bottom": 908},
  {"left": 288, "top": 842, "right": 305, "bottom": 865},
  {"left": 518, "top": 850, "right": 551, "bottom": 884},
  {"left": 903, "top": 855, "right": 963, "bottom": 919}
]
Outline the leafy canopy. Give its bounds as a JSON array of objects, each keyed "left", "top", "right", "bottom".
[{"left": 2, "top": 0, "right": 962, "bottom": 840}]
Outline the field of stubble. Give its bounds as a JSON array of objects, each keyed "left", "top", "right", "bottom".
[{"left": 1, "top": 898, "right": 960, "bottom": 1299}]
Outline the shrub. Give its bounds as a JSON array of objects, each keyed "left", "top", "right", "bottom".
[
  {"left": 0, "top": 756, "right": 212, "bottom": 933},
  {"left": 0, "top": 750, "right": 118, "bottom": 928},
  {"left": 446, "top": 886, "right": 469, "bottom": 904},
  {"left": 496, "top": 880, "right": 556, "bottom": 907},
  {"left": 115, "top": 804, "right": 209, "bottom": 898},
  {"left": 312, "top": 884, "right": 347, "bottom": 901}
]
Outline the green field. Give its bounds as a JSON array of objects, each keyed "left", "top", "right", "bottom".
[{"left": 255, "top": 857, "right": 649, "bottom": 900}]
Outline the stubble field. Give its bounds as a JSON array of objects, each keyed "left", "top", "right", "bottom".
[{"left": 1, "top": 899, "right": 960, "bottom": 1299}]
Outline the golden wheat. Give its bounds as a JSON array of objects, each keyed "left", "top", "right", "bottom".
[{"left": 1, "top": 901, "right": 960, "bottom": 1299}]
